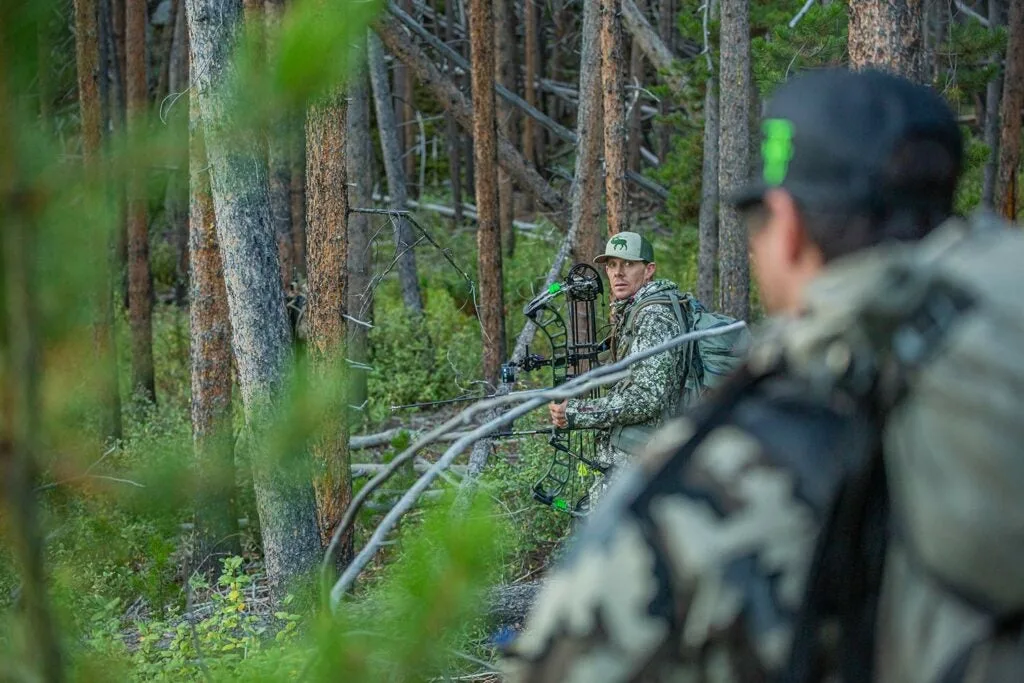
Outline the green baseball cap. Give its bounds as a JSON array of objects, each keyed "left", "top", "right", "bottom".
[{"left": 593, "top": 231, "right": 655, "bottom": 264}]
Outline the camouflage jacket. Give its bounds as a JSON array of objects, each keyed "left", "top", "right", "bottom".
[
  {"left": 501, "top": 315, "right": 872, "bottom": 682},
  {"left": 564, "top": 279, "right": 687, "bottom": 471}
]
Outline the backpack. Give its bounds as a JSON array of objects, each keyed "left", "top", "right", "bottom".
[{"left": 777, "top": 211, "right": 1024, "bottom": 683}]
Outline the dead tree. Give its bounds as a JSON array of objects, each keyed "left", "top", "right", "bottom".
[
  {"left": 347, "top": 66, "right": 373, "bottom": 414},
  {"left": 995, "top": 0, "right": 1023, "bottom": 218},
  {"left": 367, "top": 32, "right": 424, "bottom": 315},
  {"left": 186, "top": 0, "right": 321, "bottom": 599},
  {"left": 716, "top": 0, "right": 750, "bottom": 321},
  {"left": 75, "top": 0, "right": 123, "bottom": 442},
  {"left": 848, "top": 0, "right": 925, "bottom": 82},
  {"left": 468, "top": 0, "right": 507, "bottom": 385},
  {"left": 523, "top": 0, "right": 544, "bottom": 183},
  {"left": 495, "top": 0, "right": 517, "bottom": 255},
  {"left": 126, "top": 0, "right": 155, "bottom": 400},
  {"left": 305, "top": 91, "right": 354, "bottom": 559},
  {"left": 572, "top": 0, "right": 606, "bottom": 265},
  {"left": 188, "top": 92, "right": 241, "bottom": 571},
  {"left": 444, "top": 0, "right": 463, "bottom": 223}
]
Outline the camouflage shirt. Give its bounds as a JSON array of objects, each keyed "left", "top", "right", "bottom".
[
  {"left": 501, "top": 317, "right": 874, "bottom": 682},
  {"left": 564, "top": 279, "right": 687, "bottom": 476}
]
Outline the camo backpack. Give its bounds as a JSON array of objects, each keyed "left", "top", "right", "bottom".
[{"left": 771, "top": 210, "right": 1024, "bottom": 683}]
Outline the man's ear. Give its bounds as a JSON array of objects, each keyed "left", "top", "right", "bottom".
[
  {"left": 763, "top": 189, "right": 805, "bottom": 264},
  {"left": 644, "top": 262, "right": 657, "bottom": 280}
]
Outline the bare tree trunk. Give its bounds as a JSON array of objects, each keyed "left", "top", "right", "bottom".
[
  {"left": 444, "top": 0, "right": 463, "bottom": 223},
  {"left": 347, "top": 67, "right": 373, "bottom": 416},
  {"left": 981, "top": 0, "right": 1003, "bottom": 209},
  {"left": 717, "top": 0, "right": 749, "bottom": 321},
  {"left": 186, "top": 0, "right": 321, "bottom": 599},
  {"left": 601, "top": 0, "right": 628, "bottom": 235},
  {"left": 697, "top": 60, "right": 719, "bottom": 305},
  {"left": 523, "top": 0, "right": 544, "bottom": 182},
  {"left": 188, "top": 91, "right": 240, "bottom": 572},
  {"left": 127, "top": 0, "right": 155, "bottom": 401},
  {"left": 169, "top": 1, "right": 190, "bottom": 305},
  {"left": 848, "top": 0, "right": 925, "bottom": 82},
  {"left": 656, "top": 0, "right": 673, "bottom": 160},
  {"left": 155, "top": 0, "right": 181, "bottom": 104},
  {"left": 400, "top": 0, "right": 417, "bottom": 198},
  {"left": 374, "top": 13, "right": 570, "bottom": 228},
  {"left": 468, "top": 0, "right": 507, "bottom": 385},
  {"left": 626, "top": 0, "right": 646, "bottom": 174},
  {"left": 290, "top": 117, "right": 306, "bottom": 281},
  {"left": 0, "top": 23, "right": 65, "bottom": 681},
  {"left": 572, "top": 0, "right": 605, "bottom": 266},
  {"left": 995, "top": 0, "right": 1024, "bottom": 219},
  {"left": 305, "top": 92, "right": 353, "bottom": 559},
  {"left": 495, "top": 0, "right": 517, "bottom": 256},
  {"left": 367, "top": 33, "right": 425, "bottom": 315},
  {"left": 76, "top": 0, "right": 124, "bottom": 442},
  {"left": 113, "top": 0, "right": 127, "bottom": 121},
  {"left": 265, "top": 0, "right": 295, "bottom": 291}
]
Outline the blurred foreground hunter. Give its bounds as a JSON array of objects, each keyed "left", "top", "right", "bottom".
[{"left": 501, "top": 67, "right": 1024, "bottom": 682}]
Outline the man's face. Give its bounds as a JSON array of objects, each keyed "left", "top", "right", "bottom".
[{"left": 603, "top": 257, "right": 656, "bottom": 301}]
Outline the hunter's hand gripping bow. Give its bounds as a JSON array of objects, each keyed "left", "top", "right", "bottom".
[{"left": 501, "top": 263, "right": 607, "bottom": 515}]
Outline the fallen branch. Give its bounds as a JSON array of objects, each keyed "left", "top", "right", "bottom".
[
  {"left": 487, "top": 581, "right": 542, "bottom": 625},
  {"left": 326, "top": 322, "right": 748, "bottom": 608}
]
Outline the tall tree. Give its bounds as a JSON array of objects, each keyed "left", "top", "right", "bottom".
[
  {"left": 265, "top": 0, "right": 295, "bottom": 290},
  {"left": 367, "top": 32, "right": 424, "bottom": 315},
  {"left": 346, "top": 66, "right": 373, "bottom": 415},
  {"left": 981, "top": 0, "right": 1003, "bottom": 209},
  {"left": 656, "top": 0, "right": 673, "bottom": 160},
  {"left": 995, "top": 0, "right": 1024, "bottom": 218},
  {"left": 495, "top": 0, "right": 516, "bottom": 255},
  {"left": 848, "top": 0, "right": 925, "bottom": 82},
  {"left": 398, "top": 0, "right": 416, "bottom": 197},
  {"left": 601, "top": 0, "right": 628, "bottom": 234},
  {"left": 444, "top": 0, "right": 463, "bottom": 223},
  {"left": 626, "top": 0, "right": 646, "bottom": 175},
  {"left": 75, "top": 0, "right": 123, "bottom": 441},
  {"left": 167, "top": 0, "right": 190, "bottom": 305},
  {"left": 717, "top": 0, "right": 750, "bottom": 321},
  {"left": 305, "top": 90, "right": 353, "bottom": 557},
  {"left": 572, "top": 0, "right": 606, "bottom": 266},
  {"left": 289, "top": 116, "right": 306, "bottom": 280},
  {"left": 126, "top": 0, "right": 155, "bottom": 400},
  {"left": 468, "top": 0, "right": 507, "bottom": 385},
  {"left": 523, "top": 0, "right": 544, "bottom": 183},
  {"left": 697, "top": 0, "right": 719, "bottom": 307},
  {"left": 188, "top": 92, "right": 240, "bottom": 571},
  {"left": 185, "top": 0, "right": 321, "bottom": 598}
]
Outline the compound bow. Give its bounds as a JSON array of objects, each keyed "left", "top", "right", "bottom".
[{"left": 500, "top": 263, "right": 608, "bottom": 516}]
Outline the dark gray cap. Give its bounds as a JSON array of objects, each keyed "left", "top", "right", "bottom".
[{"left": 726, "top": 67, "right": 963, "bottom": 213}]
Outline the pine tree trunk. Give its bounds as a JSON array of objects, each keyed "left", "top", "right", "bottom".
[
  {"left": 169, "top": 0, "right": 190, "bottom": 305},
  {"left": 495, "top": 0, "right": 516, "bottom": 256},
  {"left": 656, "top": 0, "right": 673, "bottom": 160},
  {"left": 626, "top": 0, "right": 646, "bottom": 174},
  {"left": 113, "top": 0, "right": 127, "bottom": 121},
  {"left": 572, "top": 0, "right": 606, "bottom": 266},
  {"left": 523, "top": 0, "right": 543, "bottom": 182},
  {"left": 848, "top": 0, "right": 925, "bottom": 82},
  {"left": 265, "top": 0, "right": 295, "bottom": 290},
  {"left": 601, "top": 0, "right": 628, "bottom": 234},
  {"left": 305, "top": 93, "right": 353, "bottom": 558},
  {"left": 127, "top": 0, "right": 155, "bottom": 401},
  {"left": 468, "top": 0, "right": 507, "bottom": 385},
  {"left": 981, "top": 0, "right": 1003, "bottom": 209},
  {"left": 185, "top": 0, "right": 321, "bottom": 599},
  {"left": 717, "top": 0, "right": 750, "bottom": 321},
  {"left": 995, "top": 0, "right": 1024, "bottom": 219},
  {"left": 445, "top": 0, "right": 463, "bottom": 223},
  {"left": 188, "top": 91, "right": 240, "bottom": 573},
  {"left": 346, "top": 67, "right": 373, "bottom": 416},
  {"left": 75, "top": 0, "right": 124, "bottom": 442},
  {"left": 400, "top": 0, "right": 417, "bottom": 198},
  {"left": 697, "top": 74, "right": 719, "bottom": 306},
  {"left": 367, "top": 32, "right": 424, "bottom": 315},
  {"left": 289, "top": 117, "right": 306, "bottom": 280}
]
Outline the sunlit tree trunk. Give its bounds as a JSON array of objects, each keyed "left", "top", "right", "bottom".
[
  {"left": 572, "top": 0, "right": 605, "bottom": 266},
  {"left": 127, "top": 0, "right": 155, "bottom": 401},
  {"left": 468, "top": 0, "right": 507, "bottom": 385},
  {"left": 848, "top": 0, "right": 925, "bottom": 82},
  {"left": 601, "top": 0, "right": 628, "bottom": 234}
]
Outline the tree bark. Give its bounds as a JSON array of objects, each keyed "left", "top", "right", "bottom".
[
  {"left": 169, "top": 0, "right": 191, "bottom": 305},
  {"left": 127, "top": 0, "right": 155, "bottom": 401},
  {"left": 717, "top": 0, "right": 749, "bottom": 321},
  {"left": 523, "top": 0, "right": 544, "bottom": 180},
  {"left": 113, "top": 0, "right": 127, "bottom": 123},
  {"left": 656, "top": 0, "right": 673, "bottom": 160},
  {"left": 697, "top": 58, "right": 719, "bottom": 305},
  {"left": 186, "top": 0, "right": 321, "bottom": 599},
  {"left": 981, "top": 0, "right": 1003, "bottom": 209},
  {"left": 76, "top": 0, "right": 124, "bottom": 442},
  {"left": 367, "top": 32, "right": 424, "bottom": 315},
  {"left": 400, "top": 0, "right": 417, "bottom": 197},
  {"left": 601, "top": 0, "right": 629, "bottom": 234},
  {"left": 347, "top": 67, "right": 373, "bottom": 415},
  {"left": 495, "top": 0, "right": 516, "bottom": 256},
  {"left": 289, "top": 115, "right": 306, "bottom": 280},
  {"left": 375, "top": 13, "right": 570, "bottom": 229},
  {"left": 188, "top": 91, "right": 240, "bottom": 572},
  {"left": 468, "top": 0, "right": 507, "bottom": 385},
  {"left": 444, "top": 0, "right": 463, "bottom": 223},
  {"left": 305, "top": 92, "right": 354, "bottom": 559},
  {"left": 848, "top": 0, "right": 925, "bottom": 82},
  {"left": 995, "top": 0, "right": 1023, "bottom": 219},
  {"left": 265, "top": 0, "right": 295, "bottom": 291},
  {"left": 572, "top": 0, "right": 606, "bottom": 266},
  {"left": 626, "top": 0, "right": 646, "bottom": 174}
]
